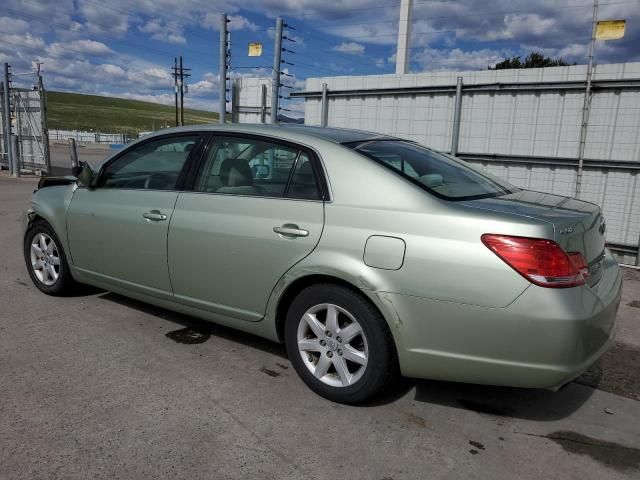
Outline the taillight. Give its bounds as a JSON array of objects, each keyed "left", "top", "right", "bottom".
[{"left": 481, "top": 234, "right": 587, "bottom": 288}]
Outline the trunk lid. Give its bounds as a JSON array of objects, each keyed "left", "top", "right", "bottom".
[{"left": 462, "top": 190, "right": 606, "bottom": 286}]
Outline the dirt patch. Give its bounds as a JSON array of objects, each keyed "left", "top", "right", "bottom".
[
  {"left": 165, "top": 327, "right": 210, "bottom": 344},
  {"left": 546, "top": 431, "right": 640, "bottom": 472},
  {"left": 259, "top": 367, "right": 281, "bottom": 377},
  {"left": 402, "top": 412, "right": 426, "bottom": 428},
  {"left": 469, "top": 440, "right": 485, "bottom": 450}
]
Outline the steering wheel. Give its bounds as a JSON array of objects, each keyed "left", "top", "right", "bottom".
[{"left": 144, "top": 172, "right": 175, "bottom": 190}]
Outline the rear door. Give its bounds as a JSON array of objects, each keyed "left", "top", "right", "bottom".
[
  {"left": 67, "top": 133, "right": 204, "bottom": 297},
  {"left": 167, "top": 134, "right": 326, "bottom": 321}
]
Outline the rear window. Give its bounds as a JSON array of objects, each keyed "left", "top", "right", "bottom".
[{"left": 347, "top": 140, "right": 517, "bottom": 200}]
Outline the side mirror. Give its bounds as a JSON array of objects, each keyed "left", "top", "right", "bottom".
[{"left": 72, "top": 161, "right": 95, "bottom": 188}]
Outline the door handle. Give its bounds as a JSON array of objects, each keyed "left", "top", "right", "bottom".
[
  {"left": 143, "top": 210, "right": 168, "bottom": 221},
  {"left": 273, "top": 224, "right": 309, "bottom": 238}
]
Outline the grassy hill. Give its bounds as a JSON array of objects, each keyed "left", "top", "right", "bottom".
[{"left": 46, "top": 91, "right": 219, "bottom": 136}]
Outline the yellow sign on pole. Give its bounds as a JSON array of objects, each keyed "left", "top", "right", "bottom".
[
  {"left": 248, "top": 42, "right": 263, "bottom": 57},
  {"left": 595, "top": 20, "right": 626, "bottom": 40}
]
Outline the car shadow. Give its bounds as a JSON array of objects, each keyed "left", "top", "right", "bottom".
[
  {"left": 98, "top": 291, "right": 597, "bottom": 419},
  {"left": 409, "top": 378, "right": 595, "bottom": 421},
  {"left": 61, "top": 283, "right": 105, "bottom": 297},
  {"left": 99, "top": 292, "right": 288, "bottom": 359}
]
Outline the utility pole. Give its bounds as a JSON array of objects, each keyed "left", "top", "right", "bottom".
[
  {"left": 179, "top": 56, "right": 185, "bottom": 126},
  {"left": 271, "top": 17, "right": 283, "bottom": 124},
  {"left": 179, "top": 56, "right": 184, "bottom": 126},
  {"left": 219, "top": 14, "right": 229, "bottom": 124},
  {"left": 396, "top": 0, "right": 413, "bottom": 74},
  {"left": 172, "top": 57, "right": 179, "bottom": 126},
  {"left": 171, "top": 56, "right": 190, "bottom": 127},
  {"left": 450, "top": 77, "right": 463, "bottom": 156},
  {"left": 576, "top": 0, "right": 599, "bottom": 198}
]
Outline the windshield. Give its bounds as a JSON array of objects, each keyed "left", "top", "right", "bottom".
[{"left": 348, "top": 140, "right": 518, "bottom": 200}]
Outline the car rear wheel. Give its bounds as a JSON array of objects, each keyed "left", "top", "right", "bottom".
[
  {"left": 285, "top": 284, "right": 398, "bottom": 404},
  {"left": 24, "top": 220, "right": 77, "bottom": 296}
]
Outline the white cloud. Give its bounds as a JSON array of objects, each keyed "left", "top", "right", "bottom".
[
  {"left": 202, "top": 13, "right": 259, "bottom": 32},
  {"left": 332, "top": 41, "right": 365, "bottom": 55},
  {"left": 413, "top": 47, "right": 509, "bottom": 71},
  {"left": 0, "top": 32, "right": 46, "bottom": 59},
  {"left": 475, "top": 14, "right": 557, "bottom": 41},
  {"left": 229, "top": 15, "right": 260, "bottom": 32},
  {"left": 79, "top": 1, "right": 129, "bottom": 37},
  {"left": 139, "top": 19, "right": 186, "bottom": 45},
  {"left": 46, "top": 39, "right": 113, "bottom": 57},
  {"left": 0, "top": 16, "right": 30, "bottom": 35},
  {"left": 98, "top": 64, "right": 126, "bottom": 77}
]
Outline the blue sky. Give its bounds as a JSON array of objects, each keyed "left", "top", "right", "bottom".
[{"left": 1, "top": 0, "right": 639, "bottom": 117}]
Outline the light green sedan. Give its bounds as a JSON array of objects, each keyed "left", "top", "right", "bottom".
[{"left": 23, "top": 124, "right": 622, "bottom": 403}]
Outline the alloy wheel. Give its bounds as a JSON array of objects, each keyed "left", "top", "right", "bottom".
[
  {"left": 296, "top": 303, "right": 369, "bottom": 388},
  {"left": 30, "top": 233, "right": 61, "bottom": 286}
]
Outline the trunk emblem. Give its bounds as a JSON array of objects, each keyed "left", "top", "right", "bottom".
[
  {"left": 560, "top": 226, "right": 573, "bottom": 235},
  {"left": 599, "top": 217, "right": 606, "bottom": 235}
]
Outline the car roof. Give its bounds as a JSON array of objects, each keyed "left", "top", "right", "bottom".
[
  {"left": 144, "top": 123, "right": 398, "bottom": 145},
  {"left": 273, "top": 124, "right": 398, "bottom": 144}
]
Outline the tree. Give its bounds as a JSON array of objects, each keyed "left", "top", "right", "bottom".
[{"left": 489, "top": 52, "right": 575, "bottom": 70}]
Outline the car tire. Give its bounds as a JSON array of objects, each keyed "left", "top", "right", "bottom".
[
  {"left": 285, "top": 283, "right": 398, "bottom": 404},
  {"left": 24, "top": 220, "right": 78, "bottom": 296}
]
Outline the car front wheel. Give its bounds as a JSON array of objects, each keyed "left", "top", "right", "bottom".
[
  {"left": 285, "top": 284, "right": 398, "bottom": 404},
  {"left": 24, "top": 220, "right": 77, "bottom": 296}
]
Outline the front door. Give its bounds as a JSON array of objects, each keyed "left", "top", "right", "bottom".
[
  {"left": 67, "top": 133, "right": 203, "bottom": 297},
  {"left": 168, "top": 134, "right": 325, "bottom": 321}
]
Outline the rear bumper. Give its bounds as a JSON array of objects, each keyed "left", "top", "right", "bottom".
[{"left": 371, "top": 249, "right": 622, "bottom": 388}]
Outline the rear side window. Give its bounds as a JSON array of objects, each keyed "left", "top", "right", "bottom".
[
  {"left": 194, "top": 136, "right": 321, "bottom": 200},
  {"left": 348, "top": 140, "right": 517, "bottom": 200},
  {"left": 286, "top": 153, "right": 322, "bottom": 200}
]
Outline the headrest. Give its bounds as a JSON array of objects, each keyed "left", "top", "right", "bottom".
[
  {"left": 220, "top": 158, "right": 252, "bottom": 187},
  {"left": 419, "top": 173, "right": 444, "bottom": 188}
]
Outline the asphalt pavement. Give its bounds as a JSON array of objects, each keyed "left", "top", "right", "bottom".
[{"left": 1, "top": 172, "right": 639, "bottom": 479}]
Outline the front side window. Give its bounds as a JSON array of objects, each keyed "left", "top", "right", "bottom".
[
  {"left": 99, "top": 135, "right": 200, "bottom": 190},
  {"left": 348, "top": 140, "right": 517, "bottom": 200},
  {"left": 195, "top": 136, "right": 321, "bottom": 200}
]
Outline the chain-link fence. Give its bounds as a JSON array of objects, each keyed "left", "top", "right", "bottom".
[{"left": 49, "top": 129, "right": 127, "bottom": 144}]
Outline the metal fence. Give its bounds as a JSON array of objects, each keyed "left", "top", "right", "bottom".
[
  {"left": 1, "top": 70, "right": 50, "bottom": 175},
  {"left": 49, "top": 129, "right": 127, "bottom": 144},
  {"left": 286, "top": 62, "right": 640, "bottom": 265},
  {"left": 234, "top": 77, "right": 273, "bottom": 123}
]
